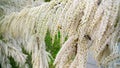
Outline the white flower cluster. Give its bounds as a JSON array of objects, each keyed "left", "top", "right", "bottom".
[{"left": 0, "top": 0, "right": 120, "bottom": 68}]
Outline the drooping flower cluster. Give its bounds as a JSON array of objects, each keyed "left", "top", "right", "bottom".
[{"left": 0, "top": 0, "right": 120, "bottom": 68}]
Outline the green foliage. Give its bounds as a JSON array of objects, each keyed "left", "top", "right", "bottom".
[
  {"left": 8, "top": 56, "right": 19, "bottom": 68},
  {"left": 45, "top": 0, "right": 51, "bottom": 2},
  {"left": 7, "top": 47, "right": 33, "bottom": 68},
  {"left": 22, "top": 47, "right": 32, "bottom": 68},
  {"left": 45, "top": 30, "right": 61, "bottom": 68},
  {"left": 0, "top": 34, "right": 7, "bottom": 43}
]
